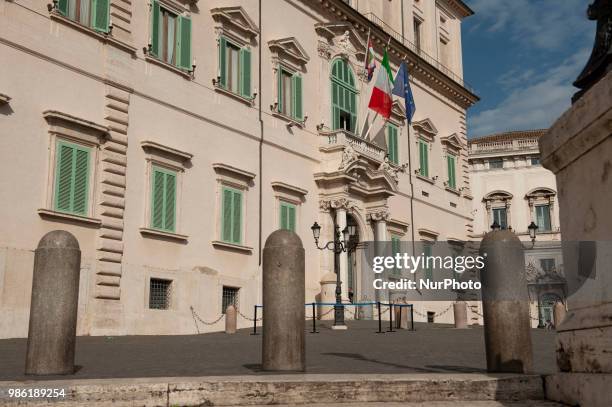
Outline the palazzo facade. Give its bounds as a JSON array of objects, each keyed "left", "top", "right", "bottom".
[{"left": 0, "top": 0, "right": 477, "bottom": 338}]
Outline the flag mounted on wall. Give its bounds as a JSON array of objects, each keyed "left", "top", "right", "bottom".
[
  {"left": 368, "top": 49, "right": 394, "bottom": 119},
  {"left": 392, "top": 61, "right": 416, "bottom": 124},
  {"left": 365, "top": 36, "right": 376, "bottom": 81}
]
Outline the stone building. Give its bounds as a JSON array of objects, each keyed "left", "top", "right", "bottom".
[
  {"left": 468, "top": 130, "right": 565, "bottom": 328},
  {"left": 0, "top": 0, "right": 478, "bottom": 338}
]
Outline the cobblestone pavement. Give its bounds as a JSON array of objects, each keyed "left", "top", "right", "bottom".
[{"left": 0, "top": 321, "right": 556, "bottom": 381}]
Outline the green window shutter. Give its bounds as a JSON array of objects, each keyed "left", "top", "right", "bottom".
[
  {"left": 387, "top": 124, "right": 398, "bottom": 164},
  {"left": 57, "top": 0, "right": 69, "bottom": 16},
  {"left": 280, "top": 202, "right": 296, "bottom": 232},
  {"left": 164, "top": 172, "right": 176, "bottom": 232},
  {"left": 150, "top": 0, "right": 161, "bottom": 57},
  {"left": 240, "top": 48, "right": 251, "bottom": 98},
  {"left": 350, "top": 91, "right": 357, "bottom": 133},
  {"left": 222, "top": 188, "right": 233, "bottom": 242},
  {"left": 288, "top": 205, "right": 296, "bottom": 232},
  {"left": 277, "top": 65, "right": 283, "bottom": 113},
  {"left": 218, "top": 37, "right": 227, "bottom": 88},
  {"left": 419, "top": 141, "right": 429, "bottom": 177},
  {"left": 55, "top": 142, "right": 75, "bottom": 213},
  {"left": 54, "top": 141, "right": 90, "bottom": 216},
  {"left": 280, "top": 203, "right": 288, "bottom": 230},
  {"left": 232, "top": 190, "right": 242, "bottom": 244},
  {"left": 177, "top": 16, "right": 192, "bottom": 70},
  {"left": 92, "top": 0, "right": 110, "bottom": 33},
  {"left": 391, "top": 236, "right": 401, "bottom": 274},
  {"left": 151, "top": 168, "right": 165, "bottom": 230},
  {"left": 292, "top": 74, "right": 303, "bottom": 121},
  {"left": 72, "top": 148, "right": 90, "bottom": 215},
  {"left": 447, "top": 155, "right": 456, "bottom": 189},
  {"left": 332, "top": 83, "right": 340, "bottom": 130}
]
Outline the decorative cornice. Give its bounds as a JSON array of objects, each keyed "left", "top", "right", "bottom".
[
  {"left": 0, "top": 93, "right": 10, "bottom": 104},
  {"left": 268, "top": 37, "right": 310, "bottom": 65},
  {"left": 271, "top": 181, "right": 308, "bottom": 197},
  {"left": 212, "top": 163, "right": 256, "bottom": 181},
  {"left": 43, "top": 110, "right": 109, "bottom": 138},
  {"left": 210, "top": 6, "right": 259, "bottom": 37},
  {"left": 141, "top": 140, "right": 193, "bottom": 162}
]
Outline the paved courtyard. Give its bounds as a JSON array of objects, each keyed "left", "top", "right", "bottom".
[{"left": 0, "top": 321, "right": 556, "bottom": 382}]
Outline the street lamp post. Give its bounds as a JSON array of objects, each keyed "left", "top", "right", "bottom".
[{"left": 311, "top": 221, "right": 356, "bottom": 329}]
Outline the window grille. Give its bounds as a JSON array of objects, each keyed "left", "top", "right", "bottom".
[
  {"left": 149, "top": 278, "right": 172, "bottom": 310},
  {"left": 222, "top": 286, "right": 240, "bottom": 314}
]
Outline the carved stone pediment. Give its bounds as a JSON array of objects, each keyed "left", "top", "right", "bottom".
[
  {"left": 441, "top": 133, "right": 462, "bottom": 151},
  {"left": 413, "top": 118, "right": 438, "bottom": 139},
  {"left": 268, "top": 37, "right": 310, "bottom": 67},
  {"left": 211, "top": 6, "right": 259, "bottom": 40},
  {"left": 315, "top": 22, "right": 366, "bottom": 60}
]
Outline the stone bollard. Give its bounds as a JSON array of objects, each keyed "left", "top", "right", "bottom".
[
  {"left": 480, "top": 230, "right": 533, "bottom": 373},
  {"left": 262, "top": 230, "right": 305, "bottom": 371},
  {"left": 453, "top": 302, "right": 468, "bottom": 329},
  {"left": 553, "top": 301, "right": 566, "bottom": 328},
  {"left": 25, "top": 231, "right": 81, "bottom": 375},
  {"left": 318, "top": 272, "right": 336, "bottom": 320},
  {"left": 225, "top": 305, "right": 237, "bottom": 334}
]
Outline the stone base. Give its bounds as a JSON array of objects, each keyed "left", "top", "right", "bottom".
[
  {"left": 331, "top": 324, "right": 348, "bottom": 330},
  {"left": 545, "top": 372, "right": 612, "bottom": 407}
]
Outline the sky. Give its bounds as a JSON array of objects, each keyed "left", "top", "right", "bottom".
[{"left": 462, "top": 0, "right": 595, "bottom": 138}]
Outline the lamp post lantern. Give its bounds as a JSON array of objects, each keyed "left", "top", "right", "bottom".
[
  {"left": 528, "top": 221, "right": 538, "bottom": 248},
  {"left": 311, "top": 221, "right": 356, "bottom": 329}
]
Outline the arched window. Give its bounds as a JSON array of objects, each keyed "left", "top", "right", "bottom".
[
  {"left": 331, "top": 59, "right": 358, "bottom": 133},
  {"left": 483, "top": 190, "right": 513, "bottom": 230}
]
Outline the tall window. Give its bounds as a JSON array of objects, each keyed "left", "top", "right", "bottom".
[
  {"left": 418, "top": 140, "right": 429, "bottom": 177},
  {"left": 492, "top": 207, "right": 508, "bottom": 229},
  {"left": 150, "top": 1, "right": 191, "bottom": 70},
  {"left": 447, "top": 154, "right": 456, "bottom": 189},
  {"left": 489, "top": 159, "right": 503, "bottom": 169},
  {"left": 221, "top": 186, "right": 243, "bottom": 244},
  {"left": 423, "top": 242, "right": 433, "bottom": 280},
  {"left": 531, "top": 157, "right": 541, "bottom": 165},
  {"left": 151, "top": 166, "right": 177, "bottom": 233},
  {"left": 413, "top": 18, "right": 422, "bottom": 52},
  {"left": 535, "top": 204, "right": 552, "bottom": 232},
  {"left": 439, "top": 37, "right": 450, "bottom": 69},
  {"left": 279, "top": 201, "right": 296, "bottom": 232},
  {"left": 57, "top": 0, "right": 110, "bottom": 32},
  {"left": 54, "top": 140, "right": 91, "bottom": 216},
  {"left": 331, "top": 59, "right": 358, "bottom": 133},
  {"left": 387, "top": 123, "right": 399, "bottom": 164},
  {"left": 219, "top": 37, "right": 251, "bottom": 98},
  {"left": 277, "top": 67, "right": 303, "bottom": 121},
  {"left": 222, "top": 286, "right": 240, "bottom": 313},
  {"left": 540, "top": 258, "right": 556, "bottom": 273}
]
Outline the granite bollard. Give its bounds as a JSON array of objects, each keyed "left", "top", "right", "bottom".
[
  {"left": 480, "top": 230, "right": 533, "bottom": 373},
  {"left": 25, "top": 230, "right": 81, "bottom": 375},
  {"left": 453, "top": 302, "right": 468, "bottom": 329},
  {"left": 225, "top": 305, "right": 237, "bottom": 334},
  {"left": 262, "top": 230, "right": 305, "bottom": 371}
]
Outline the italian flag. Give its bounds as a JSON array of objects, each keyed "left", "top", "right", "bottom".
[{"left": 368, "top": 49, "right": 394, "bottom": 119}]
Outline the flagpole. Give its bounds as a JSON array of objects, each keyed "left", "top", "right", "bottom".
[
  {"left": 359, "top": 28, "right": 372, "bottom": 137},
  {"left": 357, "top": 28, "right": 372, "bottom": 139},
  {"left": 362, "top": 112, "right": 378, "bottom": 140}
]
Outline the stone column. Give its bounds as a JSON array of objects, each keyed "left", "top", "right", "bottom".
[
  {"left": 225, "top": 305, "right": 237, "bottom": 334},
  {"left": 330, "top": 198, "right": 353, "bottom": 303},
  {"left": 540, "top": 68, "right": 612, "bottom": 407},
  {"left": 370, "top": 209, "right": 390, "bottom": 303},
  {"left": 453, "top": 302, "right": 468, "bottom": 329},
  {"left": 26, "top": 231, "right": 81, "bottom": 375}
]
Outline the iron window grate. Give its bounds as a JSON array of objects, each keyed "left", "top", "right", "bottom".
[
  {"left": 149, "top": 278, "right": 172, "bottom": 310},
  {"left": 222, "top": 286, "right": 240, "bottom": 314}
]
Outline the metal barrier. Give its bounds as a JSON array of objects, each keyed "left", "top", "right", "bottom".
[{"left": 248, "top": 302, "right": 415, "bottom": 335}]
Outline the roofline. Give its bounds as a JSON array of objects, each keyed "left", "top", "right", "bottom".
[
  {"left": 440, "top": 0, "right": 475, "bottom": 18},
  {"left": 468, "top": 129, "right": 547, "bottom": 145}
]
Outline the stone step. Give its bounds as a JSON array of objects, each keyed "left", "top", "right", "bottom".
[
  {"left": 240, "top": 402, "right": 567, "bottom": 407},
  {"left": 0, "top": 373, "right": 550, "bottom": 406}
]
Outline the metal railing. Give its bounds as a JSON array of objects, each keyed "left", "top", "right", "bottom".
[{"left": 362, "top": 12, "right": 475, "bottom": 94}]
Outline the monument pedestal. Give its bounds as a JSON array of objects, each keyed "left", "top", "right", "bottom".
[{"left": 539, "top": 70, "right": 612, "bottom": 407}]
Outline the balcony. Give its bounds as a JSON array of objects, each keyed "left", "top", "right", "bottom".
[
  {"left": 320, "top": 129, "right": 386, "bottom": 163},
  {"left": 468, "top": 138, "right": 540, "bottom": 155}
]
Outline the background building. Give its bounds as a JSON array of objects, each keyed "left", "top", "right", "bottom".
[
  {"left": 468, "top": 130, "right": 565, "bottom": 327},
  {"left": 0, "top": 0, "right": 478, "bottom": 338}
]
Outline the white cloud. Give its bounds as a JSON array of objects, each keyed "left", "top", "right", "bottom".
[
  {"left": 467, "top": 0, "right": 592, "bottom": 50},
  {"left": 469, "top": 48, "right": 590, "bottom": 137}
]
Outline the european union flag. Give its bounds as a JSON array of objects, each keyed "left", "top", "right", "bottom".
[{"left": 392, "top": 62, "right": 416, "bottom": 124}]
